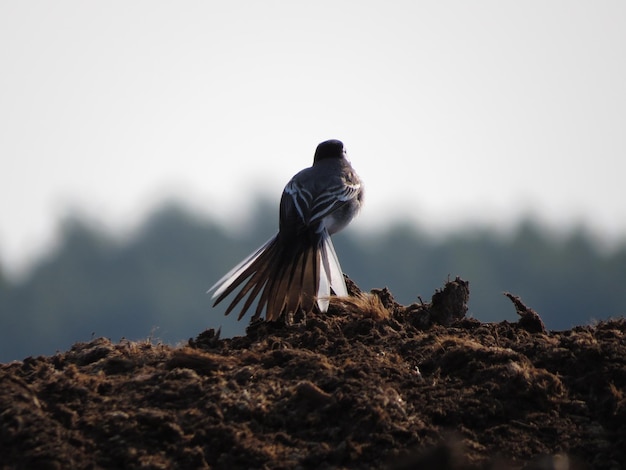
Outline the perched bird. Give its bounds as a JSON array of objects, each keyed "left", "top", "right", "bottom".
[{"left": 208, "top": 139, "right": 363, "bottom": 321}]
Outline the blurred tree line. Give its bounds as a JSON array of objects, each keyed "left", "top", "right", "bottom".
[{"left": 1, "top": 201, "right": 625, "bottom": 362}]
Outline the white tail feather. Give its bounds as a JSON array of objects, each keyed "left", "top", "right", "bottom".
[
  {"left": 317, "top": 250, "right": 331, "bottom": 312},
  {"left": 322, "top": 234, "right": 347, "bottom": 296},
  {"left": 317, "top": 232, "right": 347, "bottom": 312},
  {"left": 207, "top": 236, "right": 275, "bottom": 299}
]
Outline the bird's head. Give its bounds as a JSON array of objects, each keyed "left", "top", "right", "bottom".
[{"left": 313, "top": 139, "right": 346, "bottom": 163}]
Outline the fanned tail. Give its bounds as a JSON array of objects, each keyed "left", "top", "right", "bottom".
[{"left": 208, "top": 229, "right": 347, "bottom": 321}]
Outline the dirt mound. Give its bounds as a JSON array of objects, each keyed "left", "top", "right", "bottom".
[{"left": 1, "top": 277, "right": 625, "bottom": 469}]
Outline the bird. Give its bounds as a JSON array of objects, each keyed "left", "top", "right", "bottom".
[{"left": 208, "top": 139, "right": 363, "bottom": 322}]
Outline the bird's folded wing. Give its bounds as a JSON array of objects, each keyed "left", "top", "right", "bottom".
[{"left": 285, "top": 180, "right": 361, "bottom": 226}]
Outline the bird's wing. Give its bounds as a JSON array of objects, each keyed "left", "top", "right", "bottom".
[{"left": 284, "top": 179, "right": 361, "bottom": 227}]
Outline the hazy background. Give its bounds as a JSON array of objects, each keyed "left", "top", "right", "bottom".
[{"left": 1, "top": 2, "right": 625, "bottom": 361}]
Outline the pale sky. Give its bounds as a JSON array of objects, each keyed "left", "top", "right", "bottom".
[{"left": 1, "top": 1, "right": 625, "bottom": 278}]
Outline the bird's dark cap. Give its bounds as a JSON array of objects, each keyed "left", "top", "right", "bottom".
[{"left": 314, "top": 139, "right": 345, "bottom": 162}]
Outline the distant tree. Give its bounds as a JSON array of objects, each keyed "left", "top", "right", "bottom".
[{"left": 1, "top": 200, "right": 625, "bottom": 363}]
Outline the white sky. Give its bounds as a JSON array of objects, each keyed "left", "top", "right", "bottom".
[{"left": 1, "top": 1, "right": 625, "bottom": 278}]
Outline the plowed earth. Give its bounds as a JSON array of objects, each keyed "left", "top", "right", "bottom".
[{"left": 1, "top": 278, "right": 625, "bottom": 469}]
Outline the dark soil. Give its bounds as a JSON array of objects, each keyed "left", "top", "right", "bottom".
[{"left": 1, "top": 277, "right": 625, "bottom": 469}]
